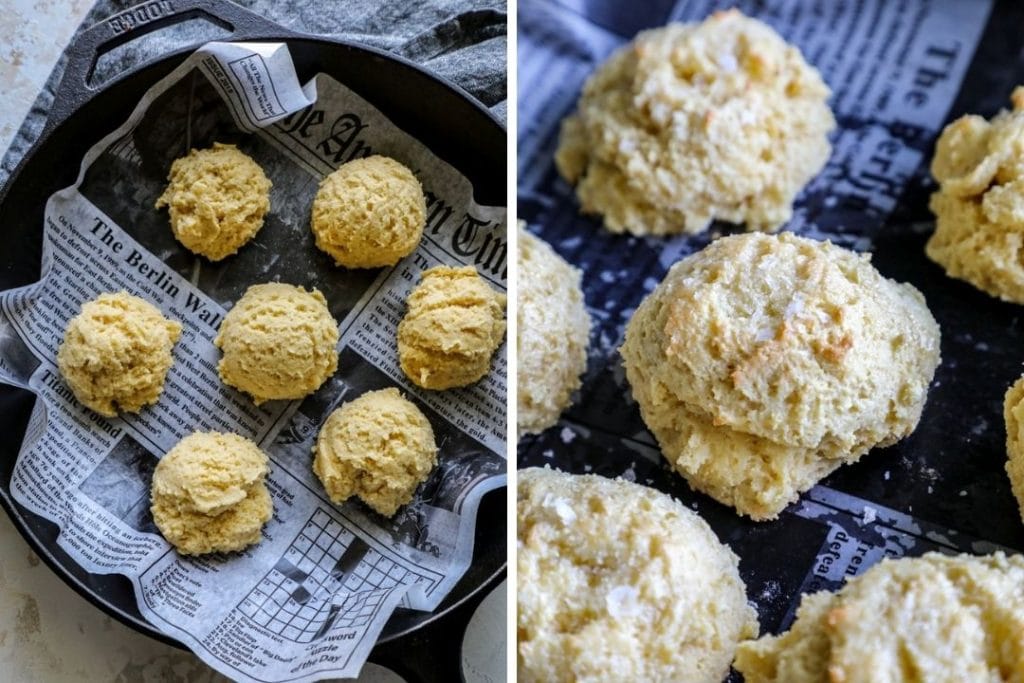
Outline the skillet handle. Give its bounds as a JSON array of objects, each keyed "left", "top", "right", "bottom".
[{"left": 48, "top": 0, "right": 300, "bottom": 131}]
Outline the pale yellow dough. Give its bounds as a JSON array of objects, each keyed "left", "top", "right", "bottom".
[
  {"left": 150, "top": 432, "right": 273, "bottom": 555},
  {"left": 310, "top": 155, "right": 426, "bottom": 268},
  {"left": 215, "top": 283, "right": 339, "bottom": 405},
  {"left": 517, "top": 224, "right": 591, "bottom": 437},
  {"left": 556, "top": 10, "right": 835, "bottom": 235},
  {"left": 57, "top": 291, "right": 181, "bottom": 417},
  {"left": 621, "top": 233, "right": 941, "bottom": 520},
  {"left": 155, "top": 142, "right": 271, "bottom": 261},
  {"left": 398, "top": 265, "right": 506, "bottom": 390},
  {"left": 926, "top": 87, "right": 1024, "bottom": 302},
  {"left": 735, "top": 552, "right": 1024, "bottom": 683},
  {"left": 1003, "top": 375, "right": 1024, "bottom": 523},
  {"left": 313, "top": 388, "right": 437, "bottom": 517},
  {"left": 517, "top": 467, "right": 758, "bottom": 683}
]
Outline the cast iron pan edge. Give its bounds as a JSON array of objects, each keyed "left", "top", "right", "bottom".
[{"left": 0, "top": 0, "right": 506, "bottom": 652}]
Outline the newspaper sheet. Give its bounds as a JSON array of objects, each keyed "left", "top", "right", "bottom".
[
  {"left": 518, "top": 0, "right": 1024, "bottom": 661},
  {"left": 0, "top": 41, "right": 506, "bottom": 682}
]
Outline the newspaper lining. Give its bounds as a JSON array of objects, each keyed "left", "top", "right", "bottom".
[
  {"left": 517, "top": 0, "right": 1022, "bottom": 650},
  {"left": 0, "top": 41, "right": 505, "bottom": 682}
]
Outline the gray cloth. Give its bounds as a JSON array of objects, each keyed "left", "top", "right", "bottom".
[{"left": 0, "top": 0, "right": 506, "bottom": 189}]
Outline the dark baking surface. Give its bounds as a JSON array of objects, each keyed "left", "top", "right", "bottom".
[
  {"left": 0, "top": 0, "right": 507, "bottom": 678},
  {"left": 518, "top": 0, "right": 1024, "bottom": 676}
]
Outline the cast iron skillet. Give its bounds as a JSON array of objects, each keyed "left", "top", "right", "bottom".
[{"left": 0, "top": 0, "right": 506, "bottom": 649}]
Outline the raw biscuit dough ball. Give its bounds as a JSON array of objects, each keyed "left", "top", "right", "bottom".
[
  {"left": 313, "top": 388, "right": 437, "bottom": 517},
  {"left": 311, "top": 155, "right": 426, "bottom": 268},
  {"left": 1003, "top": 375, "right": 1024, "bottom": 523},
  {"left": 397, "top": 265, "right": 506, "bottom": 390},
  {"left": 926, "top": 87, "right": 1024, "bottom": 302},
  {"left": 517, "top": 467, "right": 758, "bottom": 683},
  {"left": 215, "top": 283, "right": 339, "bottom": 405},
  {"left": 155, "top": 142, "right": 271, "bottom": 261},
  {"left": 150, "top": 432, "right": 273, "bottom": 555},
  {"left": 517, "top": 224, "right": 591, "bottom": 437},
  {"left": 621, "top": 232, "right": 941, "bottom": 520},
  {"left": 556, "top": 10, "right": 835, "bottom": 235},
  {"left": 735, "top": 552, "right": 1024, "bottom": 682},
  {"left": 57, "top": 291, "right": 182, "bottom": 417}
]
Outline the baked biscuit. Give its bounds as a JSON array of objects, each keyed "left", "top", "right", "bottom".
[
  {"left": 155, "top": 143, "right": 271, "bottom": 261},
  {"left": 556, "top": 10, "right": 834, "bottom": 235},
  {"left": 926, "top": 87, "right": 1024, "bottom": 302},
  {"left": 735, "top": 552, "right": 1024, "bottom": 682},
  {"left": 57, "top": 291, "right": 182, "bottom": 417},
  {"left": 517, "top": 225, "right": 591, "bottom": 436},
  {"left": 398, "top": 266, "right": 506, "bottom": 390},
  {"left": 311, "top": 155, "right": 426, "bottom": 268},
  {"left": 215, "top": 283, "right": 339, "bottom": 405},
  {"left": 1003, "top": 375, "right": 1024, "bottom": 523},
  {"left": 151, "top": 432, "right": 273, "bottom": 555},
  {"left": 518, "top": 467, "right": 758, "bottom": 683},
  {"left": 313, "top": 388, "right": 437, "bottom": 517},
  {"left": 621, "top": 233, "right": 941, "bottom": 520}
]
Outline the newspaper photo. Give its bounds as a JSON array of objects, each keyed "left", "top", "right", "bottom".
[
  {"left": 518, "top": 0, "right": 1024, "bottom": 656},
  {"left": 0, "top": 41, "right": 506, "bottom": 682}
]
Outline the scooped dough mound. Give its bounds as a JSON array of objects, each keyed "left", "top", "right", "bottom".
[
  {"left": 517, "top": 225, "right": 591, "bottom": 437},
  {"left": 735, "top": 552, "right": 1024, "bottom": 683},
  {"left": 155, "top": 142, "right": 272, "bottom": 261},
  {"left": 621, "top": 232, "right": 941, "bottom": 520},
  {"left": 397, "top": 265, "right": 506, "bottom": 390},
  {"left": 310, "top": 155, "right": 426, "bottom": 268},
  {"left": 57, "top": 291, "right": 182, "bottom": 417},
  {"left": 313, "top": 388, "right": 437, "bottom": 517},
  {"left": 926, "top": 87, "right": 1024, "bottom": 302},
  {"left": 517, "top": 467, "right": 758, "bottom": 683},
  {"left": 1003, "top": 375, "right": 1024, "bottom": 523},
  {"left": 215, "top": 283, "right": 339, "bottom": 405},
  {"left": 151, "top": 431, "right": 273, "bottom": 555},
  {"left": 555, "top": 10, "right": 835, "bottom": 235}
]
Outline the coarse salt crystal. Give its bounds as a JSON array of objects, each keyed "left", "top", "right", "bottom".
[
  {"left": 606, "top": 585, "right": 641, "bottom": 619},
  {"left": 862, "top": 506, "right": 877, "bottom": 525},
  {"left": 755, "top": 327, "right": 774, "bottom": 342},
  {"left": 543, "top": 494, "right": 577, "bottom": 524},
  {"left": 784, "top": 294, "right": 805, "bottom": 319},
  {"left": 717, "top": 52, "right": 739, "bottom": 73}
]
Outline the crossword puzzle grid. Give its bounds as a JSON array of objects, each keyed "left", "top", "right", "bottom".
[{"left": 237, "top": 509, "right": 422, "bottom": 643}]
